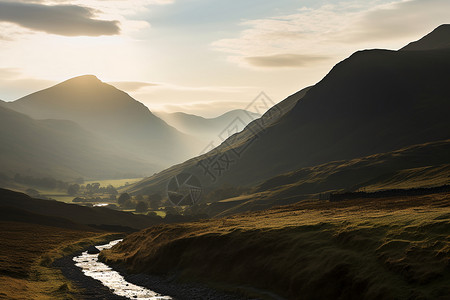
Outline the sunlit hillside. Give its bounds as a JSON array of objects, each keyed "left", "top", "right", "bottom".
[{"left": 102, "top": 192, "right": 450, "bottom": 299}]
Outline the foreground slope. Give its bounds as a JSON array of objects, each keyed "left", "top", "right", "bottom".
[
  {"left": 0, "top": 209, "right": 119, "bottom": 300},
  {"left": 128, "top": 27, "right": 450, "bottom": 196},
  {"left": 8, "top": 75, "right": 199, "bottom": 168},
  {"left": 102, "top": 192, "right": 450, "bottom": 299},
  {"left": 0, "top": 105, "right": 154, "bottom": 179}
]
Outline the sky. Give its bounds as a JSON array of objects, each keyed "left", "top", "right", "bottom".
[{"left": 0, "top": 0, "right": 449, "bottom": 117}]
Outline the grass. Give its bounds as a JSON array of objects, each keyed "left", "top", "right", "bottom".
[
  {"left": 85, "top": 178, "right": 143, "bottom": 189},
  {"left": 0, "top": 221, "right": 120, "bottom": 300},
  {"left": 102, "top": 192, "right": 450, "bottom": 299}
]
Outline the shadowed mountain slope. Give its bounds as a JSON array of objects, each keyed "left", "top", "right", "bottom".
[
  {"left": 0, "top": 105, "right": 155, "bottom": 179},
  {"left": 127, "top": 27, "right": 450, "bottom": 196},
  {"left": 7, "top": 75, "right": 199, "bottom": 168}
]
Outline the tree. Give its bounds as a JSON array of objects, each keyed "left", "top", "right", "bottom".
[
  {"left": 118, "top": 193, "right": 131, "bottom": 206},
  {"left": 148, "top": 193, "right": 162, "bottom": 209},
  {"left": 106, "top": 185, "right": 118, "bottom": 195},
  {"left": 135, "top": 201, "right": 148, "bottom": 213}
]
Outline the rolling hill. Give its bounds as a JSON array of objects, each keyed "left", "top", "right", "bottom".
[
  {"left": 0, "top": 105, "right": 156, "bottom": 180},
  {"left": 0, "top": 188, "right": 160, "bottom": 230},
  {"left": 7, "top": 75, "right": 200, "bottom": 169},
  {"left": 205, "top": 139, "right": 450, "bottom": 217},
  {"left": 126, "top": 26, "right": 450, "bottom": 197}
]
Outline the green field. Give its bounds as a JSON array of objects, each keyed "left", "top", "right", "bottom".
[{"left": 84, "top": 178, "right": 143, "bottom": 189}]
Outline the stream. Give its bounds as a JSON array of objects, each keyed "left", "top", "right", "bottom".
[{"left": 73, "top": 239, "right": 171, "bottom": 300}]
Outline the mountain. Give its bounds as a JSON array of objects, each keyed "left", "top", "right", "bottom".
[
  {"left": 126, "top": 86, "right": 311, "bottom": 195},
  {"left": 127, "top": 26, "right": 450, "bottom": 197},
  {"left": 0, "top": 104, "right": 155, "bottom": 179},
  {"left": 401, "top": 24, "right": 450, "bottom": 51},
  {"left": 7, "top": 75, "right": 199, "bottom": 169},
  {"left": 155, "top": 109, "right": 261, "bottom": 143}
]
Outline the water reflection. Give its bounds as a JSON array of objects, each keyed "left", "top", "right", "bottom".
[{"left": 73, "top": 239, "right": 171, "bottom": 300}]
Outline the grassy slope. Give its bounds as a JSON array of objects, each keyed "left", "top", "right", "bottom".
[
  {"left": 0, "top": 219, "right": 119, "bottom": 300},
  {"left": 0, "top": 188, "right": 137, "bottom": 299},
  {"left": 102, "top": 193, "right": 450, "bottom": 300},
  {"left": 201, "top": 139, "right": 450, "bottom": 217}
]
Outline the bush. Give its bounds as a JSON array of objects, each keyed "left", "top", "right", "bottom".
[{"left": 118, "top": 193, "right": 131, "bottom": 206}]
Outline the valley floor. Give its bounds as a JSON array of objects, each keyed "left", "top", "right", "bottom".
[{"left": 102, "top": 192, "right": 450, "bottom": 300}]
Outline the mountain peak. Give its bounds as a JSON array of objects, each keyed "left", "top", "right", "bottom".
[
  {"left": 401, "top": 24, "right": 450, "bottom": 51},
  {"left": 58, "top": 75, "right": 102, "bottom": 87}
]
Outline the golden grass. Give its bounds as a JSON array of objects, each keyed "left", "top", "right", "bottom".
[
  {"left": 102, "top": 193, "right": 450, "bottom": 299},
  {"left": 0, "top": 221, "right": 120, "bottom": 300},
  {"left": 87, "top": 178, "right": 143, "bottom": 189}
]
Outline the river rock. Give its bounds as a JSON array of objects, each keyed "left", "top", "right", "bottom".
[{"left": 87, "top": 246, "right": 101, "bottom": 254}]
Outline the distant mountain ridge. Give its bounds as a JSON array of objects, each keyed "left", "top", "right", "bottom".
[{"left": 155, "top": 109, "right": 261, "bottom": 143}]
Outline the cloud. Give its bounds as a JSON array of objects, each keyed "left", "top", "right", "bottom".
[
  {"left": 108, "top": 81, "right": 159, "bottom": 92},
  {"left": 0, "top": 1, "right": 120, "bottom": 36},
  {"left": 245, "top": 54, "right": 329, "bottom": 68},
  {"left": 0, "top": 68, "right": 56, "bottom": 100},
  {"left": 213, "top": 0, "right": 450, "bottom": 68},
  {"left": 342, "top": 0, "right": 450, "bottom": 43}
]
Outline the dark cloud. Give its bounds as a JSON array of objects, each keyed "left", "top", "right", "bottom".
[
  {"left": 0, "top": 1, "right": 120, "bottom": 36},
  {"left": 109, "top": 81, "right": 159, "bottom": 92},
  {"left": 245, "top": 53, "right": 329, "bottom": 68}
]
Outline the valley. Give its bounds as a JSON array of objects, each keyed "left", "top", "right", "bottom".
[{"left": 0, "top": 17, "right": 449, "bottom": 300}]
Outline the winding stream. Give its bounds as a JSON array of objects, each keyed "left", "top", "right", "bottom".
[{"left": 73, "top": 239, "right": 171, "bottom": 300}]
